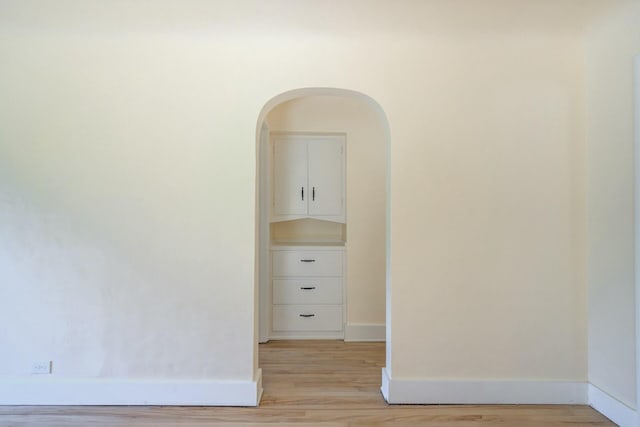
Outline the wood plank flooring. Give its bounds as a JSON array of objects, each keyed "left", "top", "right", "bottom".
[{"left": 0, "top": 340, "right": 615, "bottom": 426}]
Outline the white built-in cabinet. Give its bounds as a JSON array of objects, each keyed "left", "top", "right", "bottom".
[
  {"left": 261, "top": 133, "right": 347, "bottom": 340},
  {"left": 270, "top": 245, "right": 345, "bottom": 339},
  {"left": 272, "top": 134, "right": 346, "bottom": 223}
]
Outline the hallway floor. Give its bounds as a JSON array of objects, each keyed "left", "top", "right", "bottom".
[{"left": 0, "top": 340, "right": 614, "bottom": 426}]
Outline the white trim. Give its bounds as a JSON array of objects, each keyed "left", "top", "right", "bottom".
[
  {"left": 589, "top": 384, "right": 638, "bottom": 427},
  {"left": 380, "top": 370, "right": 586, "bottom": 404},
  {"left": 380, "top": 367, "right": 391, "bottom": 401},
  {"left": 258, "top": 122, "right": 271, "bottom": 344},
  {"left": 0, "top": 369, "right": 263, "bottom": 406},
  {"left": 255, "top": 368, "right": 264, "bottom": 405},
  {"left": 344, "top": 323, "right": 386, "bottom": 342},
  {"left": 634, "top": 54, "right": 640, "bottom": 426}
]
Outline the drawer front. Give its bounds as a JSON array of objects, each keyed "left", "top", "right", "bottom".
[
  {"left": 272, "top": 305, "right": 343, "bottom": 331},
  {"left": 272, "top": 250, "right": 343, "bottom": 277},
  {"left": 273, "top": 278, "right": 342, "bottom": 305}
]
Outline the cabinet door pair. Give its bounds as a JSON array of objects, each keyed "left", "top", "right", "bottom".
[{"left": 273, "top": 135, "right": 345, "bottom": 221}]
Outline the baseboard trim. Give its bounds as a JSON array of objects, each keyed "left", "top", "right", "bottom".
[
  {"left": 381, "top": 369, "right": 586, "bottom": 404},
  {"left": 588, "top": 384, "right": 637, "bottom": 427},
  {"left": 0, "top": 369, "right": 263, "bottom": 406},
  {"left": 255, "top": 368, "right": 264, "bottom": 405},
  {"left": 344, "top": 323, "right": 386, "bottom": 342},
  {"left": 381, "top": 367, "right": 391, "bottom": 401}
]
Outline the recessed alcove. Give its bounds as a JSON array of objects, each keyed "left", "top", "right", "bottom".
[
  {"left": 256, "top": 90, "right": 389, "bottom": 344},
  {"left": 270, "top": 219, "right": 346, "bottom": 245}
]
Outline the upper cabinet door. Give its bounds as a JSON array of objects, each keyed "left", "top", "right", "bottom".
[
  {"left": 308, "top": 138, "right": 344, "bottom": 217},
  {"left": 271, "top": 134, "right": 345, "bottom": 223},
  {"left": 273, "top": 137, "right": 308, "bottom": 216}
]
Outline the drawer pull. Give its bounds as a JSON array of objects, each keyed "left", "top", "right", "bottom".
[
  {"left": 300, "top": 259, "right": 316, "bottom": 263},
  {"left": 300, "top": 286, "right": 316, "bottom": 290},
  {"left": 299, "top": 314, "right": 315, "bottom": 318}
]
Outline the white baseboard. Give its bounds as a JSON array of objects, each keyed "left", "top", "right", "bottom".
[
  {"left": 588, "top": 384, "right": 637, "bottom": 427},
  {"left": 344, "top": 323, "right": 386, "bottom": 342},
  {"left": 0, "top": 369, "right": 263, "bottom": 406},
  {"left": 381, "top": 367, "right": 391, "bottom": 401},
  {"left": 255, "top": 368, "right": 264, "bottom": 405},
  {"left": 381, "top": 368, "right": 586, "bottom": 404}
]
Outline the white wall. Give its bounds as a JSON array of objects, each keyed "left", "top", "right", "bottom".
[
  {"left": 267, "top": 96, "right": 387, "bottom": 326},
  {"left": 0, "top": 15, "right": 261, "bottom": 403},
  {"left": 586, "top": 0, "right": 640, "bottom": 412},
  {"left": 0, "top": 0, "right": 619, "bottom": 405},
  {"left": 0, "top": 39, "right": 258, "bottom": 381}
]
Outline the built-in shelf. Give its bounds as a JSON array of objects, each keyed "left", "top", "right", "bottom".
[
  {"left": 271, "top": 240, "right": 346, "bottom": 249},
  {"left": 270, "top": 218, "right": 346, "bottom": 244}
]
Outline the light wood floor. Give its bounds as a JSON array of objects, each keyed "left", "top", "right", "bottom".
[{"left": 0, "top": 340, "right": 614, "bottom": 426}]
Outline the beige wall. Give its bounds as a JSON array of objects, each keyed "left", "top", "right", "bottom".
[
  {"left": 586, "top": 0, "right": 640, "bottom": 409},
  {"left": 268, "top": 96, "right": 387, "bottom": 325},
  {"left": 0, "top": 0, "right": 618, "bottom": 395},
  {"left": 388, "top": 33, "right": 588, "bottom": 380}
]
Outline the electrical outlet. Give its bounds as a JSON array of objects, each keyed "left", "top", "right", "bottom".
[{"left": 31, "top": 361, "right": 51, "bottom": 375}]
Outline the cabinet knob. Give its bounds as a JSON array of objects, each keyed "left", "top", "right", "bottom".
[
  {"left": 301, "top": 187, "right": 304, "bottom": 201},
  {"left": 300, "top": 259, "right": 316, "bottom": 263},
  {"left": 312, "top": 186, "right": 315, "bottom": 201},
  {"left": 300, "top": 286, "right": 316, "bottom": 290},
  {"left": 299, "top": 314, "right": 315, "bottom": 318}
]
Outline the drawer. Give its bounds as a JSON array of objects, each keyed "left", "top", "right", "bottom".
[
  {"left": 273, "top": 278, "right": 342, "bottom": 305},
  {"left": 272, "top": 305, "right": 343, "bottom": 331},
  {"left": 272, "top": 250, "right": 343, "bottom": 277}
]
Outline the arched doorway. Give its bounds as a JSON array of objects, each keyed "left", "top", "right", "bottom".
[{"left": 254, "top": 88, "right": 391, "bottom": 401}]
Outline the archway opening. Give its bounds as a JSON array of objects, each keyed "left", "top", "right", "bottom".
[{"left": 254, "top": 88, "right": 392, "bottom": 402}]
